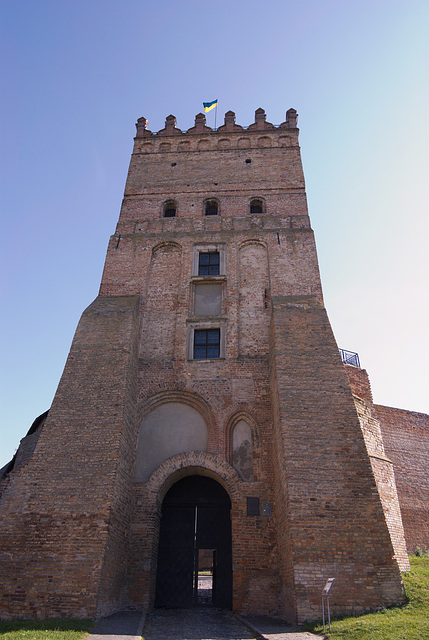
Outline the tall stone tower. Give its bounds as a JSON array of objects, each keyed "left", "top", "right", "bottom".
[{"left": 0, "top": 108, "right": 407, "bottom": 624}]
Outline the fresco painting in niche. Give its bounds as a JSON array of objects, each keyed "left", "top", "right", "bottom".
[{"left": 232, "top": 420, "right": 253, "bottom": 481}]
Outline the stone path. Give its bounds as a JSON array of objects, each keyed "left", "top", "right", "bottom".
[
  {"left": 143, "top": 609, "right": 323, "bottom": 640},
  {"left": 83, "top": 608, "right": 324, "bottom": 640},
  {"left": 84, "top": 610, "right": 145, "bottom": 640},
  {"left": 238, "top": 615, "right": 323, "bottom": 640},
  {"left": 143, "top": 609, "right": 254, "bottom": 639}
]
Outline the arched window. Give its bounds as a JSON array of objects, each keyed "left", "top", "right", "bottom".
[
  {"left": 250, "top": 198, "right": 263, "bottom": 214},
  {"left": 163, "top": 200, "right": 177, "bottom": 217},
  {"left": 205, "top": 199, "right": 219, "bottom": 216}
]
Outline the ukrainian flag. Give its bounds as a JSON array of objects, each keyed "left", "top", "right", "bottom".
[{"left": 203, "top": 99, "right": 218, "bottom": 113}]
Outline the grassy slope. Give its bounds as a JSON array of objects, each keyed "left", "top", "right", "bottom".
[
  {"left": 305, "top": 556, "right": 429, "bottom": 640},
  {"left": 0, "top": 618, "right": 93, "bottom": 639}
]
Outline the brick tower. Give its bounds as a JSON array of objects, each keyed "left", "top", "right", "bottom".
[{"left": 0, "top": 108, "right": 407, "bottom": 624}]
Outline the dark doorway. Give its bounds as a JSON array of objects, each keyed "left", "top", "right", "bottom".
[{"left": 155, "top": 475, "right": 232, "bottom": 609}]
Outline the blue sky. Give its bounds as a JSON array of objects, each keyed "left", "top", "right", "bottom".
[{"left": 1, "top": 0, "right": 428, "bottom": 468}]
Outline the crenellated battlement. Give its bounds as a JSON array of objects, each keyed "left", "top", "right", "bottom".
[{"left": 135, "top": 108, "right": 298, "bottom": 152}]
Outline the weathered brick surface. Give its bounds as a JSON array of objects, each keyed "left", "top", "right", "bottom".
[
  {"left": 375, "top": 404, "right": 429, "bottom": 552},
  {"left": 0, "top": 295, "right": 140, "bottom": 618},
  {"left": 270, "top": 298, "right": 404, "bottom": 621},
  {"left": 345, "top": 365, "right": 427, "bottom": 561},
  {"left": 0, "top": 109, "right": 410, "bottom": 624}
]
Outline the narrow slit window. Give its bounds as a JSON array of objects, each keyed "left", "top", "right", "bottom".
[
  {"left": 194, "top": 329, "right": 220, "bottom": 360},
  {"left": 198, "top": 252, "right": 219, "bottom": 276},
  {"left": 250, "top": 199, "right": 263, "bottom": 214},
  {"left": 205, "top": 200, "right": 218, "bottom": 216}
]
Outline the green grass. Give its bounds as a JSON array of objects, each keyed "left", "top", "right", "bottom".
[
  {"left": 305, "top": 555, "right": 429, "bottom": 640},
  {"left": 0, "top": 618, "right": 93, "bottom": 639}
]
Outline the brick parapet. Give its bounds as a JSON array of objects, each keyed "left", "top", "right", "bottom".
[
  {"left": 120, "top": 109, "right": 306, "bottom": 236},
  {"left": 344, "top": 364, "right": 374, "bottom": 406},
  {"left": 134, "top": 108, "right": 299, "bottom": 139}
]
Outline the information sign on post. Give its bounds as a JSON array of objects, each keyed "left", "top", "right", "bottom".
[{"left": 322, "top": 578, "right": 336, "bottom": 632}]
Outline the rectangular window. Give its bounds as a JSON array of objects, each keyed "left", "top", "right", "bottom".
[
  {"left": 198, "top": 252, "right": 220, "bottom": 276},
  {"left": 194, "top": 329, "right": 220, "bottom": 360}
]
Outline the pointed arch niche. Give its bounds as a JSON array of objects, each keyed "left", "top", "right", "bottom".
[
  {"left": 238, "top": 241, "right": 270, "bottom": 356},
  {"left": 140, "top": 242, "right": 181, "bottom": 358},
  {"left": 227, "top": 413, "right": 256, "bottom": 482}
]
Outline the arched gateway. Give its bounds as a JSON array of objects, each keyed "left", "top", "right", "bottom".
[{"left": 155, "top": 476, "right": 232, "bottom": 608}]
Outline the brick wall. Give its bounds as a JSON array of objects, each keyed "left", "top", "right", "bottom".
[
  {"left": 0, "top": 109, "right": 408, "bottom": 623},
  {"left": 271, "top": 298, "right": 404, "bottom": 622},
  {"left": 344, "top": 366, "right": 410, "bottom": 570},
  {"left": 0, "top": 295, "right": 140, "bottom": 618},
  {"left": 375, "top": 405, "right": 429, "bottom": 552}
]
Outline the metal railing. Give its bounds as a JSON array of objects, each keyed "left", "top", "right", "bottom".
[{"left": 339, "top": 349, "right": 360, "bottom": 367}]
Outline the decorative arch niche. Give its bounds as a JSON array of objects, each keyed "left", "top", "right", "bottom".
[
  {"left": 232, "top": 419, "right": 254, "bottom": 481},
  {"left": 135, "top": 402, "right": 208, "bottom": 482},
  {"left": 238, "top": 241, "right": 270, "bottom": 356}
]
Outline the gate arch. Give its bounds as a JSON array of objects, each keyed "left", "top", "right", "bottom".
[
  {"left": 145, "top": 451, "right": 242, "bottom": 504},
  {"left": 155, "top": 475, "right": 232, "bottom": 608},
  {"left": 142, "top": 453, "right": 241, "bottom": 610}
]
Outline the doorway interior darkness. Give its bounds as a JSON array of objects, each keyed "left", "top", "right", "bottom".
[{"left": 155, "top": 475, "right": 232, "bottom": 608}]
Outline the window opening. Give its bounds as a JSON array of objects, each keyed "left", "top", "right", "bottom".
[
  {"left": 194, "top": 329, "right": 220, "bottom": 359},
  {"left": 250, "top": 199, "right": 263, "bottom": 214},
  {"left": 163, "top": 200, "right": 177, "bottom": 217},
  {"left": 205, "top": 200, "right": 218, "bottom": 216},
  {"left": 198, "top": 252, "right": 220, "bottom": 276}
]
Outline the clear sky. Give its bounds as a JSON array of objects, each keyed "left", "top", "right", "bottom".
[{"left": 1, "top": 0, "right": 428, "bottom": 468}]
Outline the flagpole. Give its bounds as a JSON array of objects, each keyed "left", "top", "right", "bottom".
[{"left": 214, "top": 103, "right": 217, "bottom": 131}]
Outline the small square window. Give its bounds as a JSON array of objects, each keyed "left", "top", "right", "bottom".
[
  {"left": 250, "top": 199, "right": 263, "bottom": 214},
  {"left": 198, "top": 252, "right": 220, "bottom": 276},
  {"left": 163, "top": 199, "right": 177, "bottom": 217},
  {"left": 194, "top": 329, "right": 220, "bottom": 359},
  {"left": 205, "top": 200, "right": 218, "bottom": 216}
]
